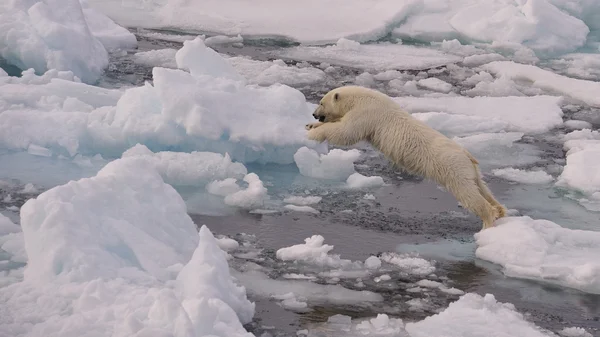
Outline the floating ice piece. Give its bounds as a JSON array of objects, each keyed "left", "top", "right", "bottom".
[
  {"left": 206, "top": 178, "right": 242, "bottom": 197},
  {"left": 453, "top": 132, "right": 542, "bottom": 169},
  {"left": 379, "top": 252, "right": 435, "bottom": 276},
  {"left": 392, "top": 0, "right": 589, "bottom": 57},
  {"left": 492, "top": 167, "right": 554, "bottom": 185},
  {"left": 415, "top": 279, "right": 464, "bottom": 295},
  {"left": 283, "top": 195, "right": 322, "bottom": 206},
  {"left": 559, "top": 327, "right": 594, "bottom": 337},
  {"left": 223, "top": 173, "right": 269, "bottom": 210},
  {"left": 284, "top": 205, "right": 320, "bottom": 214},
  {"left": 556, "top": 130, "right": 600, "bottom": 211},
  {"left": 80, "top": 0, "right": 137, "bottom": 52},
  {"left": 176, "top": 37, "right": 244, "bottom": 81},
  {"left": 2, "top": 156, "right": 255, "bottom": 336},
  {"left": 90, "top": 0, "right": 423, "bottom": 45},
  {"left": 227, "top": 57, "right": 326, "bottom": 87},
  {"left": 273, "top": 39, "right": 463, "bottom": 71},
  {"left": 133, "top": 48, "right": 178, "bottom": 68},
  {"left": 405, "top": 293, "right": 554, "bottom": 337},
  {"left": 276, "top": 235, "right": 356, "bottom": 269},
  {"left": 122, "top": 144, "right": 247, "bottom": 186},
  {"left": 216, "top": 236, "right": 240, "bottom": 251},
  {"left": 346, "top": 173, "right": 385, "bottom": 189},
  {"left": 0, "top": 0, "right": 133, "bottom": 84},
  {"left": 364, "top": 256, "right": 382, "bottom": 270},
  {"left": 475, "top": 216, "right": 600, "bottom": 295},
  {"left": 564, "top": 120, "right": 593, "bottom": 130},
  {"left": 232, "top": 269, "right": 383, "bottom": 306},
  {"left": 395, "top": 95, "right": 564, "bottom": 135},
  {"left": 204, "top": 34, "right": 243, "bottom": 46},
  {"left": 294, "top": 147, "right": 361, "bottom": 180},
  {"left": 417, "top": 78, "right": 453, "bottom": 93},
  {"left": 482, "top": 61, "right": 600, "bottom": 108},
  {"left": 19, "top": 156, "right": 200, "bottom": 282}
]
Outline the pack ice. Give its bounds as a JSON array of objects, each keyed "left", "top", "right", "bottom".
[
  {"left": 87, "top": 0, "right": 597, "bottom": 57},
  {"left": 0, "top": 157, "right": 255, "bottom": 337},
  {"left": 0, "top": 37, "right": 323, "bottom": 166},
  {"left": 0, "top": 0, "right": 137, "bottom": 84}
]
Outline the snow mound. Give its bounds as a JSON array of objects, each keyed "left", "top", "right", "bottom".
[
  {"left": 2, "top": 156, "right": 255, "bottom": 336},
  {"left": 0, "top": 0, "right": 135, "bottom": 84},
  {"left": 294, "top": 147, "right": 361, "bottom": 180},
  {"left": 492, "top": 167, "right": 554, "bottom": 185},
  {"left": 475, "top": 216, "right": 600, "bottom": 295},
  {"left": 482, "top": 61, "right": 600, "bottom": 108},
  {"left": 404, "top": 293, "right": 555, "bottom": 337},
  {"left": 274, "top": 39, "right": 463, "bottom": 71}
]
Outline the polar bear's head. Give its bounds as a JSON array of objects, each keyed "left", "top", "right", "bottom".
[{"left": 312, "top": 86, "right": 388, "bottom": 123}]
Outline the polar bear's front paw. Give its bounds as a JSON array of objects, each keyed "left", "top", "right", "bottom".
[{"left": 305, "top": 122, "right": 324, "bottom": 130}]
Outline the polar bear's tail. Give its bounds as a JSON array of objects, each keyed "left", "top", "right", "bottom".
[{"left": 469, "top": 153, "right": 507, "bottom": 219}]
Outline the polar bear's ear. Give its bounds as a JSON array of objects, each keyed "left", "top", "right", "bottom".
[{"left": 334, "top": 92, "right": 339, "bottom": 101}]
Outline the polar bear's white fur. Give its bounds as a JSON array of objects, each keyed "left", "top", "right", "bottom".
[{"left": 306, "top": 85, "right": 506, "bottom": 229}]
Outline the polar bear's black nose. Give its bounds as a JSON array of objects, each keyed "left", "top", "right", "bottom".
[{"left": 313, "top": 114, "right": 319, "bottom": 119}]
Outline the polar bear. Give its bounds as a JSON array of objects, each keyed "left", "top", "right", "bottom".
[{"left": 305, "top": 86, "right": 506, "bottom": 230}]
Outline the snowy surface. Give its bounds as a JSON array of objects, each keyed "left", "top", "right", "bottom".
[
  {"left": 475, "top": 216, "right": 600, "bottom": 295},
  {"left": 0, "top": 37, "right": 323, "bottom": 165},
  {"left": 404, "top": 293, "right": 555, "bottom": 337},
  {"left": 0, "top": 156, "right": 255, "bottom": 336},
  {"left": 273, "top": 38, "right": 463, "bottom": 71},
  {"left": 294, "top": 147, "right": 361, "bottom": 181},
  {"left": 87, "top": 0, "right": 596, "bottom": 58},
  {"left": 556, "top": 129, "right": 600, "bottom": 211},
  {"left": 396, "top": 96, "right": 564, "bottom": 135},
  {"left": 305, "top": 293, "right": 557, "bottom": 337},
  {"left": 492, "top": 168, "right": 554, "bottom": 185},
  {"left": 483, "top": 61, "right": 600, "bottom": 108},
  {"left": 0, "top": 0, "right": 136, "bottom": 84}
]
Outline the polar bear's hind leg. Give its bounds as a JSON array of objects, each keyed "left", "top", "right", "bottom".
[{"left": 446, "top": 179, "right": 498, "bottom": 230}]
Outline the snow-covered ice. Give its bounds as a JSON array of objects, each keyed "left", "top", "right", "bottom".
[
  {"left": 556, "top": 129, "right": 600, "bottom": 211},
  {"left": 475, "top": 216, "right": 600, "bottom": 295},
  {"left": 306, "top": 292, "right": 559, "bottom": 337},
  {"left": 0, "top": 156, "right": 255, "bottom": 336},
  {"left": 404, "top": 293, "right": 556, "bottom": 337},
  {"left": 276, "top": 235, "right": 357, "bottom": 269},
  {"left": 0, "top": 0, "right": 136, "bottom": 84},
  {"left": 274, "top": 38, "right": 463, "bottom": 71},
  {"left": 346, "top": 173, "right": 385, "bottom": 189},
  {"left": 87, "top": 0, "right": 596, "bottom": 59},
  {"left": 483, "top": 61, "right": 600, "bottom": 108},
  {"left": 396, "top": 96, "right": 564, "bottom": 135},
  {"left": 0, "top": 37, "right": 323, "bottom": 165},
  {"left": 294, "top": 147, "right": 361, "bottom": 181},
  {"left": 492, "top": 168, "right": 554, "bottom": 185}
]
